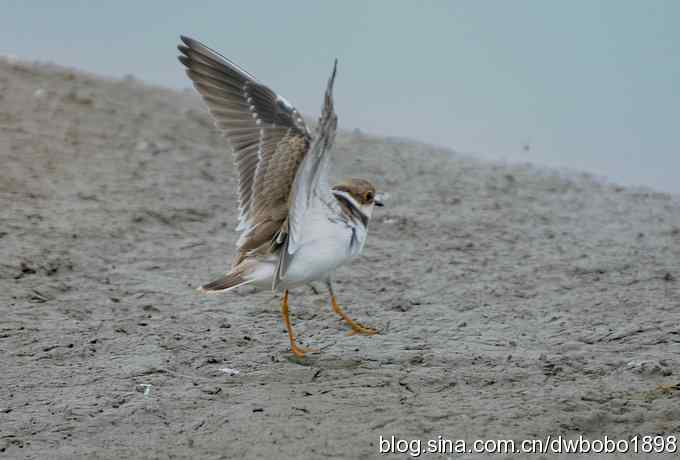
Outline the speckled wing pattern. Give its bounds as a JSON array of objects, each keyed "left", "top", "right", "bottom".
[{"left": 177, "top": 36, "right": 311, "bottom": 264}]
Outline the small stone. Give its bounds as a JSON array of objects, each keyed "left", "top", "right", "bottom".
[
  {"left": 626, "top": 360, "right": 666, "bottom": 375},
  {"left": 200, "top": 386, "right": 221, "bottom": 395},
  {"left": 218, "top": 368, "right": 240, "bottom": 376}
]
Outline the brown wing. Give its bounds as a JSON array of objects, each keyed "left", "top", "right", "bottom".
[
  {"left": 177, "top": 36, "right": 311, "bottom": 264},
  {"left": 234, "top": 131, "right": 308, "bottom": 261}
]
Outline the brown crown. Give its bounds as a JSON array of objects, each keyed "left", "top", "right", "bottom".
[{"left": 332, "top": 178, "right": 377, "bottom": 206}]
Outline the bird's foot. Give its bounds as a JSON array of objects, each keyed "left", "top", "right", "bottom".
[
  {"left": 329, "top": 295, "right": 378, "bottom": 336},
  {"left": 346, "top": 322, "right": 378, "bottom": 336},
  {"left": 290, "top": 342, "right": 320, "bottom": 357}
]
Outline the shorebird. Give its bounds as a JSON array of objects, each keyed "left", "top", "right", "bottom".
[{"left": 178, "top": 36, "right": 384, "bottom": 357}]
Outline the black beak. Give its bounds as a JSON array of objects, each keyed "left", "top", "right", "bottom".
[{"left": 374, "top": 191, "right": 385, "bottom": 207}]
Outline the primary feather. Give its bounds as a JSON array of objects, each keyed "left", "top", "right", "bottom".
[{"left": 178, "top": 36, "right": 315, "bottom": 267}]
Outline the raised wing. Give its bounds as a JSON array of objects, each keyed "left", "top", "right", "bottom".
[
  {"left": 178, "top": 36, "right": 311, "bottom": 262},
  {"left": 274, "top": 60, "right": 339, "bottom": 288}
]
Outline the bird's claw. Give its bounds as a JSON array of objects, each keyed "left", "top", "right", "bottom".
[
  {"left": 290, "top": 343, "right": 320, "bottom": 357},
  {"left": 346, "top": 323, "right": 378, "bottom": 336}
]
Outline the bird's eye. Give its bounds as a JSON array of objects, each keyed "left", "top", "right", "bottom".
[{"left": 365, "top": 191, "right": 374, "bottom": 202}]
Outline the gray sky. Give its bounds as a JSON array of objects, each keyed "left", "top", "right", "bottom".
[{"left": 3, "top": 1, "right": 679, "bottom": 193}]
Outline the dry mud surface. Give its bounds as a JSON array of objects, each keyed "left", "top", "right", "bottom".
[{"left": 1, "top": 58, "right": 680, "bottom": 459}]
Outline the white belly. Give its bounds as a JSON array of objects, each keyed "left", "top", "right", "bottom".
[
  {"left": 249, "top": 211, "right": 367, "bottom": 290},
  {"left": 284, "top": 233, "right": 350, "bottom": 284},
  {"left": 284, "top": 213, "right": 364, "bottom": 284}
]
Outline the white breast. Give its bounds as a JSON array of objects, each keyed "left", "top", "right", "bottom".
[{"left": 281, "top": 206, "right": 366, "bottom": 286}]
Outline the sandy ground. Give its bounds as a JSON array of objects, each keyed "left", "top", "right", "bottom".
[{"left": 1, "top": 57, "right": 680, "bottom": 460}]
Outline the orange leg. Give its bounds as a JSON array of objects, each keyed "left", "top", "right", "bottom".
[
  {"left": 281, "top": 290, "right": 318, "bottom": 357},
  {"left": 327, "top": 281, "right": 377, "bottom": 336}
]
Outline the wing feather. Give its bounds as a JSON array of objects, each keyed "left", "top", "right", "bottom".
[
  {"left": 274, "top": 60, "right": 340, "bottom": 288},
  {"left": 178, "top": 36, "right": 311, "bottom": 257}
]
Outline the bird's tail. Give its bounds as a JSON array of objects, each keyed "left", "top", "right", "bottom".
[{"left": 197, "top": 268, "right": 251, "bottom": 293}]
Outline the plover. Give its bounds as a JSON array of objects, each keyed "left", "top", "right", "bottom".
[{"left": 178, "top": 36, "right": 384, "bottom": 357}]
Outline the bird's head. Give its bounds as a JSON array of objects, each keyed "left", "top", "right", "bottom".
[{"left": 332, "top": 178, "right": 385, "bottom": 220}]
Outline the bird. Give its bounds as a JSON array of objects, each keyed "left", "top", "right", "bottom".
[{"left": 177, "top": 36, "right": 384, "bottom": 357}]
